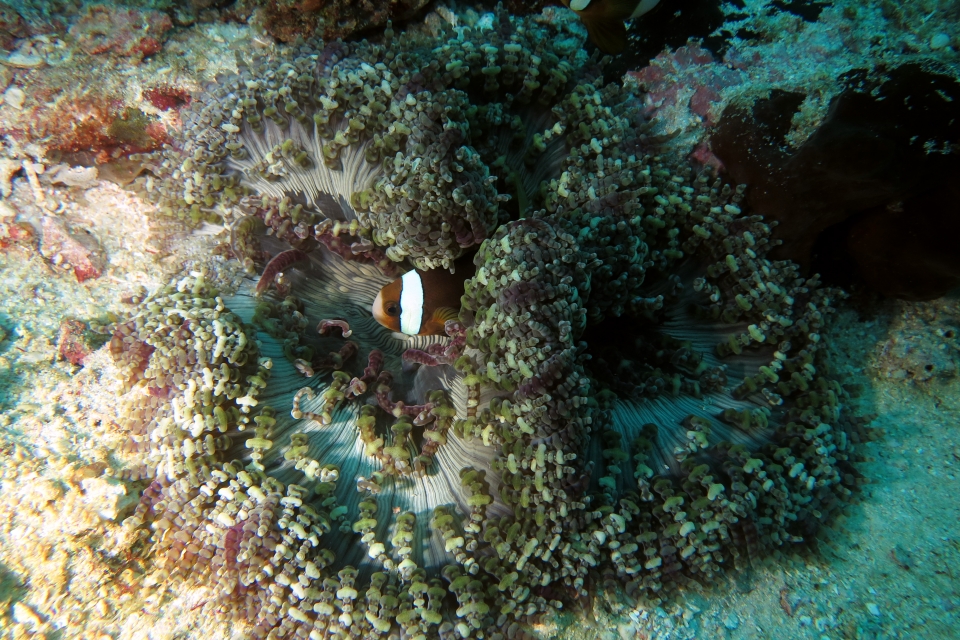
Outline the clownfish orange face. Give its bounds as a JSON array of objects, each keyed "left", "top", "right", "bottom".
[
  {"left": 372, "top": 276, "right": 405, "bottom": 333},
  {"left": 372, "top": 268, "right": 467, "bottom": 336}
]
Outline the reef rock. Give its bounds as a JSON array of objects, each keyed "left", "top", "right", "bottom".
[
  {"left": 69, "top": 4, "right": 172, "bottom": 58},
  {"left": 254, "top": 0, "right": 432, "bottom": 44}
]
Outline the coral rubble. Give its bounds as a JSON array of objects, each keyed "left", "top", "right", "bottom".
[{"left": 117, "top": 9, "right": 871, "bottom": 638}]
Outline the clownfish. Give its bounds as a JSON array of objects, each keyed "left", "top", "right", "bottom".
[
  {"left": 372, "top": 265, "right": 472, "bottom": 336},
  {"left": 561, "top": 0, "right": 662, "bottom": 54}
]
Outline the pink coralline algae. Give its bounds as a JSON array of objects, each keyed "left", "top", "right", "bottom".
[
  {"left": 68, "top": 4, "right": 172, "bottom": 58},
  {"left": 628, "top": 44, "right": 745, "bottom": 127},
  {"left": 0, "top": 220, "right": 36, "bottom": 251},
  {"left": 142, "top": 86, "right": 191, "bottom": 112},
  {"left": 40, "top": 216, "right": 104, "bottom": 283},
  {"left": 57, "top": 319, "right": 93, "bottom": 366}
]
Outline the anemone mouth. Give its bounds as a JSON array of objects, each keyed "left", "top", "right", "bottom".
[
  {"left": 472, "top": 104, "right": 575, "bottom": 219},
  {"left": 582, "top": 306, "right": 779, "bottom": 483},
  {"left": 221, "top": 245, "right": 511, "bottom": 576}
]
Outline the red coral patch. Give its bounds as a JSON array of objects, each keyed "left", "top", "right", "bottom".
[
  {"left": 58, "top": 319, "right": 93, "bottom": 366},
  {"left": 143, "top": 87, "right": 191, "bottom": 111}
]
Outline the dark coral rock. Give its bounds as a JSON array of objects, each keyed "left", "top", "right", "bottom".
[
  {"left": 833, "top": 180, "right": 960, "bottom": 300},
  {"left": 501, "top": 0, "right": 548, "bottom": 15},
  {"left": 0, "top": 2, "right": 29, "bottom": 49},
  {"left": 771, "top": 0, "right": 830, "bottom": 21},
  {"left": 712, "top": 63, "right": 960, "bottom": 300}
]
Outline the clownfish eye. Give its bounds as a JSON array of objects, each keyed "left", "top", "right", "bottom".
[{"left": 385, "top": 302, "right": 399, "bottom": 316}]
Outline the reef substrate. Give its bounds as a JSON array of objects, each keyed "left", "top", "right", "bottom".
[{"left": 114, "top": 10, "right": 873, "bottom": 639}]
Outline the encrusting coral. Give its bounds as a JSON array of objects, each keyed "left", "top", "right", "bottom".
[{"left": 116, "top": 9, "right": 872, "bottom": 638}]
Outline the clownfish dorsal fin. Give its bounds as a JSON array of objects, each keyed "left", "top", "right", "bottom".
[
  {"left": 418, "top": 306, "right": 459, "bottom": 336},
  {"left": 433, "top": 306, "right": 459, "bottom": 325},
  {"left": 584, "top": 16, "right": 628, "bottom": 54},
  {"left": 631, "top": 0, "right": 662, "bottom": 19},
  {"left": 600, "top": 0, "right": 660, "bottom": 19}
]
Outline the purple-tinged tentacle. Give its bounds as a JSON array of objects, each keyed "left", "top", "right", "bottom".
[
  {"left": 317, "top": 318, "right": 352, "bottom": 338},
  {"left": 255, "top": 249, "right": 307, "bottom": 295}
]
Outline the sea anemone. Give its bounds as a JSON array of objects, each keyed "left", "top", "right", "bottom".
[{"left": 118, "top": 9, "right": 870, "bottom": 638}]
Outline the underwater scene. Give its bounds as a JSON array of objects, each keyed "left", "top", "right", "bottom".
[{"left": 0, "top": 0, "right": 958, "bottom": 638}]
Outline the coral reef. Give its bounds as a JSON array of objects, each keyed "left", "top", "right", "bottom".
[
  {"left": 0, "top": 0, "right": 70, "bottom": 40},
  {"left": 605, "top": 0, "right": 960, "bottom": 301},
  {"left": 0, "top": 217, "right": 36, "bottom": 251},
  {"left": 117, "top": 9, "right": 871, "bottom": 639},
  {"left": 870, "top": 299, "right": 960, "bottom": 383},
  {"left": 0, "top": 63, "right": 175, "bottom": 161},
  {"left": 143, "top": 86, "right": 192, "bottom": 112},
  {"left": 57, "top": 318, "right": 100, "bottom": 366}
]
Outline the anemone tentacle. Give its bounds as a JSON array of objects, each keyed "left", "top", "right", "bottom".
[{"left": 118, "top": 9, "right": 869, "bottom": 638}]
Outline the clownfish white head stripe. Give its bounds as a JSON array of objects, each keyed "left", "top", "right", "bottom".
[{"left": 399, "top": 270, "right": 425, "bottom": 335}]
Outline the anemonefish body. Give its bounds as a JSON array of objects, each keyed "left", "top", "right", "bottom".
[
  {"left": 562, "top": 0, "right": 662, "bottom": 54},
  {"left": 372, "top": 265, "right": 472, "bottom": 336}
]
